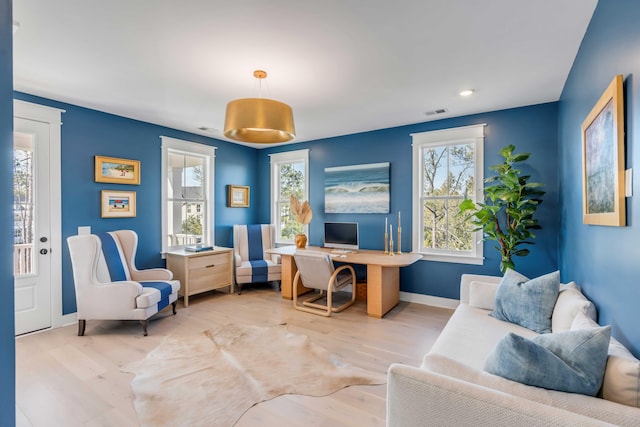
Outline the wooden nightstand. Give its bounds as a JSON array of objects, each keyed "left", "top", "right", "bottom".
[{"left": 165, "top": 247, "right": 234, "bottom": 307}]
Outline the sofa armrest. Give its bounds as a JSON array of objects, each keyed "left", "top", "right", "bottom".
[
  {"left": 387, "top": 363, "right": 614, "bottom": 427},
  {"left": 460, "top": 274, "right": 501, "bottom": 304}
]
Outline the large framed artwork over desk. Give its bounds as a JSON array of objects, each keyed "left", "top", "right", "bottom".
[{"left": 266, "top": 246, "right": 422, "bottom": 318}]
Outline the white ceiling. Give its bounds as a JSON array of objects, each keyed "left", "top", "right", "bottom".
[{"left": 12, "top": 0, "right": 598, "bottom": 148}]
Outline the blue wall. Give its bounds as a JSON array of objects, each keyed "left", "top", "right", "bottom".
[
  {"left": 559, "top": 0, "right": 640, "bottom": 356},
  {"left": 0, "top": 1, "right": 15, "bottom": 425},
  {"left": 14, "top": 92, "right": 260, "bottom": 315},
  {"left": 259, "top": 103, "right": 560, "bottom": 299}
]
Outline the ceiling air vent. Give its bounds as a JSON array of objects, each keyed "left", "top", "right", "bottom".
[
  {"left": 425, "top": 108, "right": 448, "bottom": 116},
  {"left": 198, "top": 126, "right": 219, "bottom": 134}
]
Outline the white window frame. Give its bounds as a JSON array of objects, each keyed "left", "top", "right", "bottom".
[
  {"left": 269, "top": 149, "right": 309, "bottom": 245},
  {"left": 411, "top": 124, "right": 485, "bottom": 265},
  {"left": 160, "top": 136, "right": 216, "bottom": 254}
]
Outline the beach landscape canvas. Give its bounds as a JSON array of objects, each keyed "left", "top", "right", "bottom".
[
  {"left": 324, "top": 162, "right": 390, "bottom": 213},
  {"left": 102, "top": 161, "right": 135, "bottom": 180},
  {"left": 95, "top": 156, "right": 140, "bottom": 185},
  {"left": 101, "top": 190, "right": 136, "bottom": 218}
]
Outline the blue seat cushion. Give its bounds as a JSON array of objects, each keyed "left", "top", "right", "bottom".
[{"left": 142, "top": 281, "right": 173, "bottom": 311}]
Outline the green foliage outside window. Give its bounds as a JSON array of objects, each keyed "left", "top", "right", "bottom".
[
  {"left": 182, "top": 214, "right": 203, "bottom": 236},
  {"left": 421, "top": 143, "right": 475, "bottom": 252},
  {"left": 278, "top": 163, "right": 305, "bottom": 241}
]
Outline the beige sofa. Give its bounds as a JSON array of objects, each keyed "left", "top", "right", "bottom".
[{"left": 387, "top": 274, "right": 640, "bottom": 426}]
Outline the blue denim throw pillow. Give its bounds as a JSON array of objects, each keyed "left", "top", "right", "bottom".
[
  {"left": 484, "top": 326, "right": 611, "bottom": 396},
  {"left": 490, "top": 269, "right": 560, "bottom": 333}
]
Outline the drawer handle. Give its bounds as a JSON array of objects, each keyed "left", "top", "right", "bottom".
[{"left": 206, "top": 264, "right": 215, "bottom": 268}]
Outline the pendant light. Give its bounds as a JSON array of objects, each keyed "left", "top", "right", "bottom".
[{"left": 223, "top": 70, "right": 295, "bottom": 144}]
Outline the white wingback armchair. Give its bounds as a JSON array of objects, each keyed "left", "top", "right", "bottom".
[
  {"left": 233, "top": 224, "right": 281, "bottom": 294},
  {"left": 67, "top": 230, "right": 180, "bottom": 336}
]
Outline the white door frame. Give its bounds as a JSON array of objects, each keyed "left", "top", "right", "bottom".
[{"left": 13, "top": 100, "right": 69, "bottom": 331}]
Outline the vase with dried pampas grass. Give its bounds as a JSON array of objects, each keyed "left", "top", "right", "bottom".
[{"left": 290, "top": 195, "right": 312, "bottom": 248}]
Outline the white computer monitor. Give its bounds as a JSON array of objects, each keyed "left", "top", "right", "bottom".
[{"left": 323, "top": 222, "right": 359, "bottom": 250}]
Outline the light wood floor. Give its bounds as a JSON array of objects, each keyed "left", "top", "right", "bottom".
[{"left": 15, "top": 286, "right": 453, "bottom": 427}]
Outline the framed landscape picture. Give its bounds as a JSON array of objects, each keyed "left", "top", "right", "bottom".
[
  {"left": 228, "top": 185, "right": 250, "bottom": 208},
  {"left": 581, "top": 75, "right": 625, "bottom": 226},
  {"left": 324, "top": 162, "right": 390, "bottom": 213},
  {"left": 101, "top": 190, "right": 136, "bottom": 218},
  {"left": 95, "top": 155, "right": 140, "bottom": 185}
]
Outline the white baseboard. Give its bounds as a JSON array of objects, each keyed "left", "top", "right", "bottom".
[
  {"left": 59, "top": 312, "right": 77, "bottom": 327},
  {"left": 399, "top": 291, "right": 459, "bottom": 309}
]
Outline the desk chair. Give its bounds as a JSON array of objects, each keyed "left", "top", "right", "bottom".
[
  {"left": 67, "top": 230, "right": 179, "bottom": 336},
  {"left": 292, "top": 251, "right": 356, "bottom": 317},
  {"left": 233, "top": 224, "right": 282, "bottom": 294}
]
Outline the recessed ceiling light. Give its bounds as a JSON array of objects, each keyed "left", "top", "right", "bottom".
[{"left": 459, "top": 89, "right": 475, "bottom": 97}]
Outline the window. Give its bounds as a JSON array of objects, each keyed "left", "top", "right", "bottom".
[
  {"left": 270, "top": 149, "right": 309, "bottom": 244},
  {"left": 161, "top": 136, "right": 216, "bottom": 252},
  {"left": 411, "top": 124, "right": 485, "bottom": 264}
]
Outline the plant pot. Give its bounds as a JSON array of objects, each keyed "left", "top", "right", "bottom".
[{"left": 295, "top": 233, "right": 307, "bottom": 248}]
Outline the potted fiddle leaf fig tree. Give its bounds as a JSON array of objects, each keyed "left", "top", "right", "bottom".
[{"left": 458, "top": 144, "right": 545, "bottom": 273}]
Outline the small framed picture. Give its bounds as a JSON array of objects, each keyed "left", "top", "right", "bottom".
[
  {"left": 228, "top": 185, "right": 250, "bottom": 208},
  {"left": 101, "top": 190, "right": 136, "bottom": 218},
  {"left": 95, "top": 155, "right": 140, "bottom": 185}
]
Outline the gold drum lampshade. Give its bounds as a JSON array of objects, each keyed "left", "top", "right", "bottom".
[
  {"left": 223, "top": 70, "right": 295, "bottom": 144},
  {"left": 224, "top": 98, "right": 295, "bottom": 143}
]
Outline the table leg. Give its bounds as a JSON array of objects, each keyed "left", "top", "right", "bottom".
[
  {"left": 366, "top": 265, "right": 400, "bottom": 318},
  {"left": 281, "top": 254, "right": 296, "bottom": 300}
]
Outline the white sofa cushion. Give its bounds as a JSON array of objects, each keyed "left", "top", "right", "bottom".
[
  {"left": 427, "top": 304, "right": 537, "bottom": 371},
  {"left": 552, "top": 282, "right": 597, "bottom": 332},
  {"left": 469, "top": 280, "right": 498, "bottom": 310},
  {"left": 572, "top": 312, "right": 640, "bottom": 408}
]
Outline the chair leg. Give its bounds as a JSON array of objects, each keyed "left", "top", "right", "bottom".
[
  {"left": 172, "top": 301, "right": 177, "bottom": 315},
  {"left": 140, "top": 320, "right": 148, "bottom": 336},
  {"left": 77, "top": 319, "right": 86, "bottom": 336},
  {"left": 237, "top": 283, "right": 242, "bottom": 295}
]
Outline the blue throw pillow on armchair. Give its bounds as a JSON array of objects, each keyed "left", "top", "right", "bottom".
[
  {"left": 490, "top": 269, "right": 560, "bottom": 333},
  {"left": 484, "top": 326, "right": 611, "bottom": 396}
]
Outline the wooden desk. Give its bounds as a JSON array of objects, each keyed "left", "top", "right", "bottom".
[{"left": 266, "top": 246, "right": 422, "bottom": 318}]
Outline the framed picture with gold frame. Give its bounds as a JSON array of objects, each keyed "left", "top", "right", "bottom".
[
  {"left": 228, "top": 185, "right": 250, "bottom": 208},
  {"left": 581, "top": 74, "right": 625, "bottom": 226},
  {"left": 95, "top": 156, "right": 140, "bottom": 185},
  {"left": 101, "top": 190, "right": 136, "bottom": 218}
]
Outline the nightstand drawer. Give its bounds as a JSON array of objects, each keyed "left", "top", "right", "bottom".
[
  {"left": 189, "top": 253, "right": 230, "bottom": 271},
  {"left": 190, "top": 268, "right": 231, "bottom": 292}
]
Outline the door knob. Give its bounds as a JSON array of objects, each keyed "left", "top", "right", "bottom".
[{"left": 40, "top": 248, "right": 48, "bottom": 255}]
